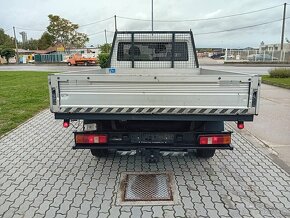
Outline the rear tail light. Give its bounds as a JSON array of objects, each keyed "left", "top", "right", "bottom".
[
  {"left": 237, "top": 121, "right": 244, "bottom": 129},
  {"left": 63, "top": 120, "right": 70, "bottom": 128},
  {"left": 75, "top": 134, "right": 108, "bottom": 144},
  {"left": 199, "top": 134, "right": 231, "bottom": 145}
]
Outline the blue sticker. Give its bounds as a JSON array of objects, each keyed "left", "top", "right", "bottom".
[{"left": 109, "top": 68, "right": 116, "bottom": 74}]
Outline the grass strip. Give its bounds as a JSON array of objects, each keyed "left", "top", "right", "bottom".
[
  {"left": 0, "top": 71, "right": 53, "bottom": 136},
  {"left": 262, "top": 75, "right": 290, "bottom": 89}
]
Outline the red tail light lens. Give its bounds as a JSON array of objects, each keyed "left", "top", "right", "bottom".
[
  {"left": 63, "top": 121, "right": 70, "bottom": 128},
  {"left": 76, "top": 134, "right": 108, "bottom": 144},
  {"left": 199, "top": 134, "right": 231, "bottom": 145},
  {"left": 237, "top": 121, "right": 244, "bottom": 129}
]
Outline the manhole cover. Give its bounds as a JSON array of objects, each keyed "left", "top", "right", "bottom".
[{"left": 117, "top": 172, "right": 178, "bottom": 206}]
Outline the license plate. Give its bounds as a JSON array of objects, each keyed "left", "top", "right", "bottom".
[{"left": 131, "top": 133, "right": 174, "bottom": 144}]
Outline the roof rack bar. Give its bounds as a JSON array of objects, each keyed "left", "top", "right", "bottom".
[{"left": 116, "top": 31, "right": 191, "bottom": 34}]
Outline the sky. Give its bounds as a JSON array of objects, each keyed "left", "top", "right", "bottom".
[{"left": 0, "top": 0, "right": 289, "bottom": 48}]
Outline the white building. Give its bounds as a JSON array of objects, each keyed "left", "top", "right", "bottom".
[{"left": 259, "top": 41, "right": 290, "bottom": 52}]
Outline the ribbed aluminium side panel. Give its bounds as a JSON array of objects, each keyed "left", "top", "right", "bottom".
[
  {"left": 59, "top": 82, "right": 249, "bottom": 93},
  {"left": 58, "top": 80, "right": 250, "bottom": 113}
]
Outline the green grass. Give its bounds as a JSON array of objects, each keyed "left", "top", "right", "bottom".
[
  {"left": 0, "top": 71, "right": 53, "bottom": 136},
  {"left": 262, "top": 75, "right": 290, "bottom": 89}
]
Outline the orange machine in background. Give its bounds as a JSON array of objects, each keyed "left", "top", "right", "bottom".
[{"left": 67, "top": 54, "right": 98, "bottom": 66}]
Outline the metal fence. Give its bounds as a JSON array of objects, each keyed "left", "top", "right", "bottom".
[{"left": 223, "top": 49, "right": 290, "bottom": 62}]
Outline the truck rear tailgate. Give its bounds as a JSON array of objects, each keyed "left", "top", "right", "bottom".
[{"left": 49, "top": 72, "right": 260, "bottom": 116}]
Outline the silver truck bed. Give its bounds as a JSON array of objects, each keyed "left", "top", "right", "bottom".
[{"left": 49, "top": 68, "right": 260, "bottom": 117}]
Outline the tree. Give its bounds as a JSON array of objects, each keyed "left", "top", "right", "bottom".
[
  {"left": 0, "top": 28, "right": 14, "bottom": 48},
  {"left": 70, "top": 32, "right": 89, "bottom": 48},
  {"left": 100, "top": 43, "right": 111, "bottom": 53},
  {"left": 286, "top": 38, "right": 290, "bottom": 43},
  {"left": 98, "top": 43, "right": 112, "bottom": 68},
  {"left": 1, "top": 48, "right": 15, "bottom": 64},
  {"left": 38, "top": 32, "right": 54, "bottom": 50},
  {"left": 46, "top": 14, "right": 89, "bottom": 48},
  {"left": 19, "top": 38, "right": 39, "bottom": 50},
  {"left": 98, "top": 53, "right": 110, "bottom": 68}
]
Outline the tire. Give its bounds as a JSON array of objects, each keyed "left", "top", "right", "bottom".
[
  {"left": 90, "top": 149, "right": 109, "bottom": 157},
  {"left": 196, "top": 149, "right": 216, "bottom": 158},
  {"left": 67, "top": 62, "right": 72, "bottom": 66}
]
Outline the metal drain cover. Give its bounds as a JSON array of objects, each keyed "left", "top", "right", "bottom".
[{"left": 117, "top": 172, "right": 178, "bottom": 206}]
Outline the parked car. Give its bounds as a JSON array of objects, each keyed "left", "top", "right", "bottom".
[
  {"left": 210, "top": 53, "right": 225, "bottom": 59},
  {"left": 220, "top": 55, "right": 234, "bottom": 60},
  {"left": 247, "top": 54, "right": 278, "bottom": 61}
]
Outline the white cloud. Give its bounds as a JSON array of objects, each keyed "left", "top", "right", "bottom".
[{"left": 203, "top": 9, "right": 222, "bottom": 19}]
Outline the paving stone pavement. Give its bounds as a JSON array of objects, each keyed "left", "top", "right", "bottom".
[{"left": 1, "top": 109, "right": 290, "bottom": 218}]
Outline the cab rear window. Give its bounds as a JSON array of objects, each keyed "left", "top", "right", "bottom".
[{"left": 117, "top": 42, "right": 188, "bottom": 61}]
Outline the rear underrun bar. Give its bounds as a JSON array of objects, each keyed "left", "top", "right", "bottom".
[{"left": 55, "top": 113, "right": 254, "bottom": 121}]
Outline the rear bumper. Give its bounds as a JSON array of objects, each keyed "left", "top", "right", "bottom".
[
  {"left": 73, "top": 144, "right": 233, "bottom": 150},
  {"left": 73, "top": 131, "right": 233, "bottom": 150},
  {"left": 55, "top": 113, "right": 254, "bottom": 122}
]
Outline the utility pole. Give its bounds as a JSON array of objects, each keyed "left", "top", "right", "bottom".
[
  {"left": 280, "top": 3, "right": 287, "bottom": 50},
  {"left": 151, "top": 0, "right": 154, "bottom": 32},
  {"left": 104, "top": 29, "right": 107, "bottom": 44},
  {"left": 13, "top": 26, "right": 19, "bottom": 64},
  {"left": 114, "top": 15, "right": 117, "bottom": 31}
]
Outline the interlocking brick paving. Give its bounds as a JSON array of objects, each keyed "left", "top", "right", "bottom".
[{"left": 0, "top": 110, "right": 290, "bottom": 218}]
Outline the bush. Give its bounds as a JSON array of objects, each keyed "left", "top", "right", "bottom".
[
  {"left": 0, "top": 48, "right": 15, "bottom": 64},
  {"left": 98, "top": 53, "right": 110, "bottom": 68},
  {"left": 269, "top": 68, "right": 290, "bottom": 78}
]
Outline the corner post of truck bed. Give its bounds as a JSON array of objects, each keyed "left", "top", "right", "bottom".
[
  {"left": 131, "top": 32, "right": 135, "bottom": 68},
  {"left": 190, "top": 30, "right": 199, "bottom": 68},
  {"left": 108, "top": 31, "right": 118, "bottom": 67},
  {"left": 171, "top": 33, "right": 175, "bottom": 68}
]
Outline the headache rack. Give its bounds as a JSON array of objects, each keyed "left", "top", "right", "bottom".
[{"left": 109, "top": 31, "right": 199, "bottom": 69}]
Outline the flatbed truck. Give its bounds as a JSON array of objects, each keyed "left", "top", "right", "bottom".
[{"left": 49, "top": 31, "right": 261, "bottom": 162}]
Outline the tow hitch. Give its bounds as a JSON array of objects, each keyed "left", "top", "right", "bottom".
[{"left": 144, "top": 149, "right": 160, "bottom": 163}]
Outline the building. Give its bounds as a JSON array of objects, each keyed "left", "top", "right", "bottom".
[
  {"left": 259, "top": 41, "right": 290, "bottom": 52},
  {"left": 19, "top": 32, "right": 27, "bottom": 43},
  {"left": 0, "top": 49, "right": 50, "bottom": 64},
  {"left": 0, "top": 46, "right": 102, "bottom": 64}
]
